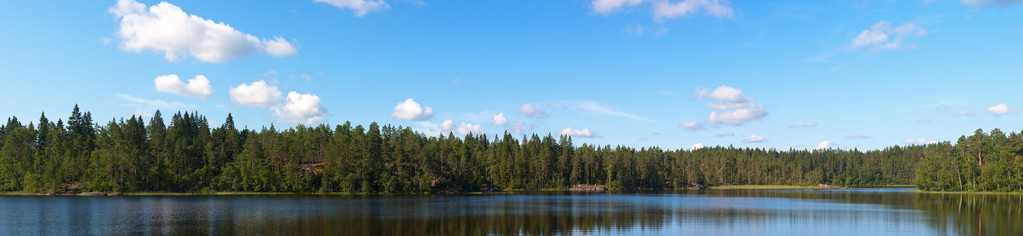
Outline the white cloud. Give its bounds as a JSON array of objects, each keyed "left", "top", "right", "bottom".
[
  {"left": 847, "top": 133, "right": 872, "bottom": 139},
  {"left": 559, "top": 128, "right": 597, "bottom": 138},
  {"left": 109, "top": 0, "right": 297, "bottom": 63},
  {"left": 957, "top": 109, "right": 975, "bottom": 116},
  {"left": 132, "top": 110, "right": 153, "bottom": 118},
  {"left": 390, "top": 98, "right": 434, "bottom": 121},
  {"left": 715, "top": 132, "right": 734, "bottom": 137},
  {"left": 681, "top": 120, "right": 705, "bottom": 131},
  {"left": 116, "top": 94, "right": 189, "bottom": 110},
  {"left": 904, "top": 138, "right": 939, "bottom": 145},
  {"left": 593, "top": 0, "right": 643, "bottom": 14},
  {"left": 573, "top": 100, "right": 650, "bottom": 121},
  {"left": 593, "top": 0, "right": 734, "bottom": 20},
  {"left": 519, "top": 102, "right": 549, "bottom": 119},
  {"left": 814, "top": 141, "right": 831, "bottom": 151},
  {"left": 314, "top": 0, "right": 389, "bottom": 16},
  {"left": 652, "top": 0, "right": 734, "bottom": 20},
  {"left": 706, "top": 106, "right": 767, "bottom": 125},
  {"left": 439, "top": 120, "right": 483, "bottom": 135},
  {"left": 961, "top": 0, "right": 1023, "bottom": 8},
  {"left": 689, "top": 142, "right": 704, "bottom": 151},
  {"left": 789, "top": 122, "right": 817, "bottom": 128},
  {"left": 492, "top": 112, "right": 508, "bottom": 126},
  {"left": 154, "top": 74, "right": 213, "bottom": 99},
  {"left": 742, "top": 135, "right": 766, "bottom": 143},
  {"left": 696, "top": 86, "right": 768, "bottom": 126},
  {"left": 229, "top": 81, "right": 282, "bottom": 108},
  {"left": 507, "top": 119, "right": 531, "bottom": 134},
  {"left": 848, "top": 21, "right": 927, "bottom": 53},
  {"left": 623, "top": 24, "right": 646, "bottom": 36},
  {"left": 272, "top": 92, "right": 326, "bottom": 125},
  {"left": 985, "top": 103, "right": 1018, "bottom": 116},
  {"left": 439, "top": 120, "right": 454, "bottom": 132}
]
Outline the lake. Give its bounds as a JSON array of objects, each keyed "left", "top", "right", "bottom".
[{"left": 0, "top": 188, "right": 1019, "bottom": 235}]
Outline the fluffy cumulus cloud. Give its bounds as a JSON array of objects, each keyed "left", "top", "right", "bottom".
[
  {"left": 681, "top": 120, "right": 705, "bottom": 131},
  {"left": 390, "top": 98, "right": 434, "bottom": 121},
  {"left": 440, "top": 120, "right": 484, "bottom": 135},
  {"left": 154, "top": 74, "right": 213, "bottom": 99},
  {"left": 986, "top": 103, "right": 1018, "bottom": 116},
  {"left": 848, "top": 21, "right": 927, "bottom": 53},
  {"left": 960, "top": 0, "right": 1023, "bottom": 8},
  {"left": 789, "top": 122, "right": 817, "bottom": 128},
  {"left": 695, "top": 86, "right": 768, "bottom": 126},
  {"left": 273, "top": 92, "right": 327, "bottom": 125},
  {"left": 689, "top": 142, "right": 705, "bottom": 151},
  {"left": 492, "top": 112, "right": 508, "bottom": 126},
  {"left": 229, "top": 81, "right": 282, "bottom": 108},
  {"left": 814, "top": 141, "right": 832, "bottom": 151},
  {"left": 742, "top": 135, "right": 766, "bottom": 143},
  {"left": 109, "top": 0, "right": 297, "bottom": 63},
  {"left": 593, "top": 0, "right": 734, "bottom": 20},
  {"left": 559, "top": 128, "right": 597, "bottom": 138},
  {"left": 519, "top": 102, "right": 549, "bottom": 119},
  {"left": 314, "top": 0, "right": 389, "bottom": 16},
  {"left": 904, "top": 138, "right": 939, "bottom": 145}
]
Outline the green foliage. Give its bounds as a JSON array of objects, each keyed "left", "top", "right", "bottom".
[
  {"left": 914, "top": 129, "right": 1023, "bottom": 192},
  {"left": 5, "top": 105, "right": 1014, "bottom": 194}
]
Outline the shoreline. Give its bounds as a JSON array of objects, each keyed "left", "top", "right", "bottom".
[
  {"left": 909, "top": 190, "right": 1023, "bottom": 195},
  {"left": 7, "top": 186, "right": 1020, "bottom": 196},
  {"left": 709, "top": 185, "right": 815, "bottom": 190}
]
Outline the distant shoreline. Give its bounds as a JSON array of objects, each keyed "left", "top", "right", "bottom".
[
  {"left": 709, "top": 185, "right": 815, "bottom": 190},
  {"left": 0, "top": 185, "right": 952, "bottom": 197}
]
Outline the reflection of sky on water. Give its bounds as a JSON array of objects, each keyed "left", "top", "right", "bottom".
[{"left": 0, "top": 188, "right": 1017, "bottom": 235}]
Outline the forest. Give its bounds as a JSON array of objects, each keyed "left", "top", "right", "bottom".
[
  {"left": 913, "top": 129, "right": 1023, "bottom": 192},
  {"left": 0, "top": 105, "right": 1018, "bottom": 194}
]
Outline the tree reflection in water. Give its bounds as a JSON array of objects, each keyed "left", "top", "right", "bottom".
[
  {"left": 915, "top": 193, "right": 1023, "bottom": 236},
  {"left": 0, "top": 189, "right": 1019, "bottom": 235}
]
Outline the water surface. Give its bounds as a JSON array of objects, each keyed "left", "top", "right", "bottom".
[{"left": 0, "top": 188, "right": 1019, "bottom": 235}]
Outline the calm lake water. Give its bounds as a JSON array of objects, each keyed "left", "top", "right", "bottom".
[{"left": 0, "top": 188, "right": 1019, "bottom": 235}]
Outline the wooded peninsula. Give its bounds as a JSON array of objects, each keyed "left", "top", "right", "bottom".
[{"left": 1, "top": 105, "right": 1020, "bottom": 194}]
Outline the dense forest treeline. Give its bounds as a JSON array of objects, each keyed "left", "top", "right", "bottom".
[
  {"left": 914, "top": 129, "right": 1023, "bottom": 192},
  {"left": 0, "top": 105, "right": 1014, "bottom": 194}
]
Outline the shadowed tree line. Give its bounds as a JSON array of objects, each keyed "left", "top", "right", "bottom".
[{"left": 1, "top": 105, "right": 1011, "bottom": 194}]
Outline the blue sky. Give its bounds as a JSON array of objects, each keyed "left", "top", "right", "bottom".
[{"left": 1, "top": 0, "right": 1021, "bottom": 151}]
